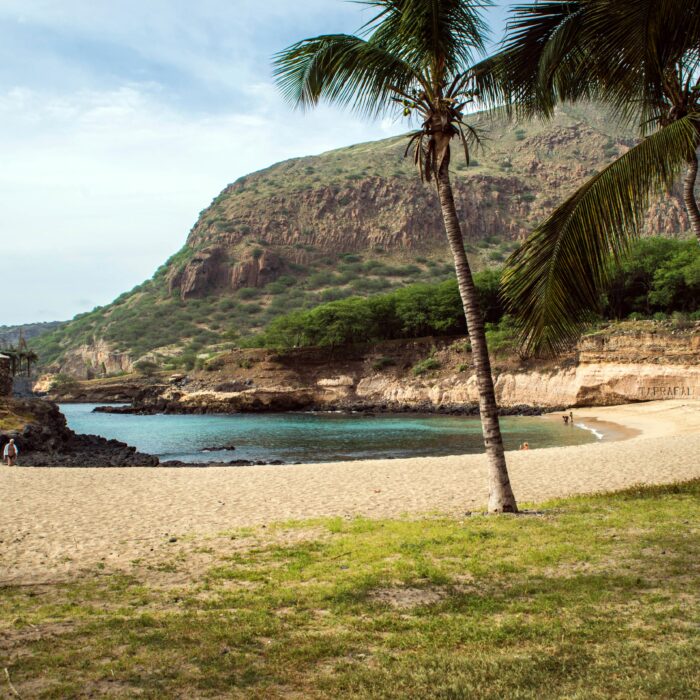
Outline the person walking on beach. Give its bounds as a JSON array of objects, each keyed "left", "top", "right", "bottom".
[{"left": 3, "top": 439, "right": 18, "bottom": 466}]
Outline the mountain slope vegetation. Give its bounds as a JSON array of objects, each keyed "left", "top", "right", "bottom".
[{"left": 32, "top": 104, "right": 695, "bottom": 376}]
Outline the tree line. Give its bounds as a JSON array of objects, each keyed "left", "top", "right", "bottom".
[{"left": 250, "top": 239, "right": 699, "bottom": 350}]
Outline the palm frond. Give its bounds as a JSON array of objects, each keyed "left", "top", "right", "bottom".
[
  {"left": 501, "top": 114, "right": 700, "bottom": 356},
  {"left": 492, "top": 1, "right": 583, "bottom": 118},
  {"left": 361, "top": 0, "right": 490, "bottom": 79},
  {"left": 272, "top": 34, "right": 421, "bottom": 118}
]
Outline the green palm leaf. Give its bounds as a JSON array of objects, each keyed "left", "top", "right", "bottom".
[
  {"left": 363, "top": 0, "right": 489, "bottom": 76},
  {"left": 501, "top": 114, "right": 700, "bottom": 356},
  {"left": 272, "top": 34, "right": 422, "bottom": 118}
]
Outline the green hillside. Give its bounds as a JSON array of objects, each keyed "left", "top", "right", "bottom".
[{"left": 31, "top": 104, "right": 692, "bottom": 376}]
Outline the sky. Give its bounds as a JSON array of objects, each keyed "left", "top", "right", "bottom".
[{"left": 0, "top": 1, "right": 510, "bottom": 326}]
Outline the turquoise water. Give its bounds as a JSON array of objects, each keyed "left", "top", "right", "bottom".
[{"left": 59, "top": 404, "right": 597, "bottom": 464}]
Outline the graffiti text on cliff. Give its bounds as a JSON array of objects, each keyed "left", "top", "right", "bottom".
[{"left": 637, "top": 386, "right": 695, "bottom": 399}]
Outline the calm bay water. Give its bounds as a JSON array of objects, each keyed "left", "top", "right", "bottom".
[{"left": 59, "top": 404, "right": 597, "bottom": 464}]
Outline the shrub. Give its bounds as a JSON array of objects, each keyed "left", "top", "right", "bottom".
[
  {"left": 372, "top": 356, "right": 396, "bottom": 371},
  {"left": 412, "top": 358, "right": 441, "bottom": 376},
  {"left": 484, "top": 315, "right": 519, "bottom": 355},
  {"left": 266, "top": 282, "right": 287, "bottom": 295},
  {"left": 49, "top": 374, "right": 80, "bottom": 393},
  {"left": 238, "top": 287, "right": 260, "bottom": 299},
  {"left": 134, "top": 359, "right": 160, "bottom": 376},
  {"left": 671, "top": 311, "right": 693, "bottom": 329}
]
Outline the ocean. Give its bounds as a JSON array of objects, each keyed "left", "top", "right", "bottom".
[{"left": 59, "top": 404, "right": 598, "bottom": 464}]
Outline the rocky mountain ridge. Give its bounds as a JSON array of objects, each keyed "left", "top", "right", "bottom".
[{"left": 31, "top": 103, "right": 695, "bottom": 375}]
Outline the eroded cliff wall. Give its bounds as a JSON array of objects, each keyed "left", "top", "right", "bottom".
[{"left": 78, "top": 322, "right": 699, "bottom": 412}]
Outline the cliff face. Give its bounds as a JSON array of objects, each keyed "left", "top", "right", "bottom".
[
  {"left": 58, "top": 339, "right": 134, "bottom": 380},
  {"left": 74, "top": 322, "right": 699, "bottom": 413},
  {"left": 169, "top": 125, "right": 690, "bottom": 301}
]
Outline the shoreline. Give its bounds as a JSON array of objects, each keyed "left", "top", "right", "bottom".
[
  {"left": 1, "top": 399, "right": 698, "bottom": 584},
  {"left": 540, "top": 411, "right": 642, "bottom": 443}
]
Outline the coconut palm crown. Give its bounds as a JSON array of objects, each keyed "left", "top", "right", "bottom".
[
  {"left": 273, "top": 0, "right": 519, "bottom": 513},
  {"left": 480, "top": 0, "right": 700, "bottom": 356}
]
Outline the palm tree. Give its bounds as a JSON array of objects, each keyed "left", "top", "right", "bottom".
[
  {"left": 273, "top": 0, "right": 518, "bottom": 513},
  {"left": 481, "top": 0, "right": 700, "bottom": 355}
]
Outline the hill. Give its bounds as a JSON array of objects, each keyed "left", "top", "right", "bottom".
[
  {"left": 0, "top": 321, "right": 63, "bottom": 348},
  {"left": 32, "top": 103, "right": 694, "bottom": 377}
]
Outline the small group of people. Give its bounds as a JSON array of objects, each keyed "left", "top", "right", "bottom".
[
  {"left": 3, "top": 439, "right": 18, "bottom": 466},
  {"left": 520, "top": 410, "right": 575, "bottom": 451}
]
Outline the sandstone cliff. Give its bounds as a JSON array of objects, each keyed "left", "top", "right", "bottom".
[{"left": 67, "top": 322, "right": 699, "bottom": 413}]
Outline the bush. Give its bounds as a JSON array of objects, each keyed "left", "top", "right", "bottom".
[
  {"left": 484, "top": 315, "right": 519, "bottom": 355},
  {"left": 238, "top": 287, "right": 260, "bottom": 300},
  {"left": 671, "top": 311, "right": 693, "bottom": 329},
  {"left": 371, "top": 356, "right": 396, "bottom": 371},
  {"left": 249, "top": 273, "right": 507, "bottom": 350},
  {"left": 49, "top": 374, "right": 80, "bottom": 393},
  {"left": 134, "top": 359, "right": 160, "bottom": 377},
  {"left": 604, "top": 237, "right": 700, "bottom": 318},
  {"left": 412, "top": 358, "right": 441, "bottom": 376}
]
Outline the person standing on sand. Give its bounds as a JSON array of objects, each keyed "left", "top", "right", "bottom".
[{"left": 3, "top": 439, "right": 18, "bottom": 466}]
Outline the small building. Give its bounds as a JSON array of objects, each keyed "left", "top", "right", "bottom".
[{"left": 0, "top": 354, "right": 11, "bottom": 397}]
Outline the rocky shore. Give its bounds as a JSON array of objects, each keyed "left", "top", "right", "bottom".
[
  {"left": 0, "top": 398, "right": 158, "bottom": 467},
  {"left": 93, "top": 398, "right": 552, "bottom": 417}
]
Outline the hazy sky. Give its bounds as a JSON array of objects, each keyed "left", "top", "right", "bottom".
[{"left": 0, "top": 1, "right": 509, "bottom": 326}]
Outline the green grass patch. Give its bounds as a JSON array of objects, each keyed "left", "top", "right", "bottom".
[{"left": 3, "top": 481, "right": 699, "bottom": 697}]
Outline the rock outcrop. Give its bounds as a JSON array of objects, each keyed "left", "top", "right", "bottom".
[
  {"left": 80, "top": 322, "right": 700, "bottom": 415},
  {"left": 57, "top": 339, "right": 134, "bottom": 380},
  {"left": 0, "top": 398, "right": 158, "bottom": 467}
]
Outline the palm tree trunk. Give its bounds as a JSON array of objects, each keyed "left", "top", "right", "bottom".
[
  {"left": 435, "top": 148, "right": 518, "bottom": 514},
  {"left": 684, "top": 153, "right": 700, "bottom": 243}
]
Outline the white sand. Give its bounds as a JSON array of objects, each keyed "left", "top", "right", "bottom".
[{"left": 1, "top": 399, "right": 698, "bottom": 584}]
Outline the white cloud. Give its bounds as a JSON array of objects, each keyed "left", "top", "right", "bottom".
[
  {"left": 0, "top": 81, "right": 405, "bottom": 324},
  {"left": 0, "top": 0, "right": 507, "bottom": 325}
]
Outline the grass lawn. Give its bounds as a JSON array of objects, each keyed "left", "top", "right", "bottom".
[{"left": 2, "top": 481, "right": 699, "bottom": 699}]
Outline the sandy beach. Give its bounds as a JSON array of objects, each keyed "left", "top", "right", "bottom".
[{"left": 1, "top": 399, "right": 699, "bottom": 585}]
